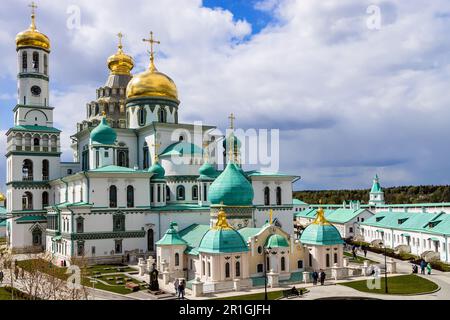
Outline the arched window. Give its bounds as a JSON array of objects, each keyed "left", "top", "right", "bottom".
[
  {"left": 192, "top": 185, "right": 198, "bottom": 200},
  {"left": 22, "top": 192, "right": 33, "bottom": 210},
  {"left": 166, "top": 185, "right": 171, "bottom": 201},
  {"left": 22, "top": 159, "right": 33, "bottom": 181},
  {"left": 207, "top": 262, "right": 211, "bottom": 277},
  {"left": 138, "top": 107, "right": 146, "bottom": 126},
  {"left": 22, "top": 51, "right": 27, "bottom": 71},
  {"left": 203, "top": 184, "right": 208, "bottom": 201},
  {"left": 33, "top": 137, "right": 40, "bottom": 146},
  {"left": 326, "top": 254, "right": 330, "bottom": 268},
  {"left": 143, "top": 142, "right": 149, "bottom": 169},
  {"left": 334, "top": 253, "right": 338, "bottom": 264},
  {"left": 158, "top": 107, "right": 166, "bottom": 123},
  {"left": 175, "top": 253, "right": 180, "bottom": 266},
  {"left": 264, "top": 187, "right": 270, "bottom": 205},
  {"left": 42, "top": 159, "right": 49, "bottom": 180},
  {"left": 32, "top": 51, "right": 39, "bottom": 71},
  {"left": 309, "top": 253, "right": 313, "bottom": 267},
  {"left": 42, "top": 191, "right": 49, "bottom": 209},
  {"left": 225, "top": 262, "right": 230, "bottom": 278},
  {"left": 109, "top": 185, "right": 117, "bottom": 207},
  {"left": 95, "top": 104, "right": 99, "bottom": 115},
  {"left": 118, "top": 149, "right": 129, "bottom": 167},
  {"left": 177, "top": 185, "right": 185, "bottom": 200},
  {"left": 235, "top": 261, "right": 241, "bottom": 277},
  {"left": 44, "top": 54, "right": 48, "bottom": 75},
  {"left": 276, "top": 187, "right": 282, "bottom": 205},
  {"left": 281, "top": 257, "right": 286, "bottom": 271},
  {"left": 127, "top": 185, "right": 134, "bottom": 208},
  {"left": 147, "top": 229, "right": 154, "bottom": 252}
]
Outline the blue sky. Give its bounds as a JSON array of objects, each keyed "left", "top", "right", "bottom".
[{"left": 2, "top": 0, "right": 450, "bottom": 193}]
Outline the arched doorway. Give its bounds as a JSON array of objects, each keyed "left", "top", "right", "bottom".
[
  {"left": 32, "top": 227, "right": 42, "bottom": 247},
  {"left": 147, "top": 229, "right": 154, "bottom": 252}
]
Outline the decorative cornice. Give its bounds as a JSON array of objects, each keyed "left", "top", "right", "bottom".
[
  {"left": 18, "top": 72, "right": 49, "bottom": 81},
  {"left": 65, "top": 230, "right": 146, "bottom": 240},
  {"left": 13, "top": 104, "right": 54, "bottom": 112},
  {"left": 6, "top": 151, "right": 61, "bottom": 157},
  {"left": 6, "top": 181, "right": 51, "bottom": 189}
]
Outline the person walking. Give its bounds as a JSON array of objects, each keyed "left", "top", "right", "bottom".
[
  {"left": 312, "top": 271, "right": 318, "bottom": 285},
  {"left": 420, "top": 260, "right": 426, "bottom": 275},
  {"left": 319, "top": 269, "right": 326, "bottom": 285},
  {"left": 363, "top": 246, "right": 368, "bottom": 258},
  {"left": 173, "top": 278, "right": 179, "bottom": 296},
  {"left": 0, "top": 270, "right": 4, "bottom": 284},
  {"left": 178, "top": 280, "right": 185, "bottom": 299},
  {"left": 426, "top": 263, "right": 432, "bottom": 275},
  {"left": 14, "top": 266, "right": 19, "bottom": 280},
  {"left": 20, "top": 268, "right": 24, "bottom": 279}
]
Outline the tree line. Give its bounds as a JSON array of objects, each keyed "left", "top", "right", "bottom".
[{"left": 293, "top": 185, "right": 450, "bottom": 204}]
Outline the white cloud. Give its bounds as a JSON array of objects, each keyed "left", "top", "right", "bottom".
[{"left": 2, "top": 0, "right": 450, "bottom": 190}]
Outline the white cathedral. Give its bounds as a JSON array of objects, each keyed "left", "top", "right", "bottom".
[{"left": 3, "top": 8, "right": 308, "bottom": 268}]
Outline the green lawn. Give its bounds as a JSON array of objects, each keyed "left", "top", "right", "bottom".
[
  {"left": 17, "top": 259, "right": 142, "bottom": 295},
  {"left": 344, "top": 252, "right": 376, "bottom": 264},
  {"left": 0, "top": 287, "right": 29, "bottom": 300},
  {"left": 215, "top": 288, "right": 308, "bottom": 300},
  {"left": 339, "top": 274, "right": 438, "bottom": 295}
]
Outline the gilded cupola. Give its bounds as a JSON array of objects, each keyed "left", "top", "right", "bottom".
[
  {"left": 16, "top": 2, "right": 50, "bottom": 51},
  {"left": 107, "top": 32, "right": 134, "bottom": 76},
  {"left": 126, "top": 31, "right": 178, "bottom": 102}
]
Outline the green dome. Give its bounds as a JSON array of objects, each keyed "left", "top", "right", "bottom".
[
  {"left": 300, "top": 223, "right": 343, "bottom": 246},
  {"left": 156, "top": 222, "right": 187, "bottom": 246},
  {"left": 90, "top": 117, "right": 117, "bottom": 145},
  {"left": 208, "top": 162, "right": 254, "bottom": 206},
  {"left": 198, "top": 161, "right": 218, "bottom": 179},
  {"left": 222, "top": 133, "right": 241, "bottom": 151},
  {"left": 265, "top": 234, "right": 289, "bottom": 248},
  {"left": 148, "top": 161, "right": 165, "bottom": 179},
  {"left": 159, "top": 141, "right": 203, "bottom": 158},
  {"left": 198, "top": 228, "right": 249, "bottom": 254}
]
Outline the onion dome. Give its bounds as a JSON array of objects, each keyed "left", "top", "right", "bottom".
[
  {"left": 198, "top": 161, "right": 218, "bottom": 179},
  {"left": 265, "top": 234, "right": 289, "bottom": 248},
  {"left": 90, "top": 114, "right": 117, "bottom": 145},
  {"left": 198, "top": 208, "right": 248, "bottom": 254},
  {"left": 222, "top": 132, "right": 241, "bottom": 151},
  {"left": 300, "top": 207, "right": 344, "bottom": 246},
  {"left": 371, "top": 174, "right": 382, "bottom": 193},
  {"left": 208, "top": 162, "right": 254, "bottom": 206},
  {"left": 156, "top": 222, "right": 187, "bottom": 246},
  {"left": 107, "top": 33, "right": 134, "bottom": 75},
  {"left": 0, "top": 193, "right": 5, "bottom": 202},
  {"left": 16, "top": 7, "right": 50, "bottom": 51},
  {"left": 126, "top": 32, "right": 178, "bottom": 101},
  {"left": 148, "top": 161, "right": 165, "bottom": 180}
]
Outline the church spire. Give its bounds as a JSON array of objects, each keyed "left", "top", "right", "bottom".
[{"left": 142, "top": 31, "right": 160, "bottom": 72}]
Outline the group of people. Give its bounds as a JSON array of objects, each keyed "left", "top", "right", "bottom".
[
  {"left": 412, "top": 260, "right": 432, "bottom": 275},
  {"left": 350, "top": 245, "right": 368, "bottom": 259},
  {"left": 173, "top": 278, "right": 186, "bottom": 299},
  {"left": 311, "top": 269, "right": 326, "bottom": 285}
]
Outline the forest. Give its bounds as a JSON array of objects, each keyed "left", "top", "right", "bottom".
[{"left": 293, "top": 185, "right": 450, "bottom": 204}]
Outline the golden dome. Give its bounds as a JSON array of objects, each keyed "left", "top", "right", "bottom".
[
  {"left": 126, "top": 62, "right": 178, "bottom": 101},
  {"left": 107, "top": 33, "right": 134, "bottom": 75},
  {"left": 16, "top": 10, "right": 50, "bottom": 51}
]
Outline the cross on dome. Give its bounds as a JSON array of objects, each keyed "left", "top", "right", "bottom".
[
  {"left": 28, "top": 1, "right": 38, "bottom": 29},
  {"left": 142, "top": 31, "right": 161, "bottom": 71}
]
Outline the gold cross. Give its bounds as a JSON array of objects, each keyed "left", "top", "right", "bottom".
[
  {"left": 142, "top": 31, "right": 160, "bottom": 70},
  {"left": 117, "top": 32, "right": 123, "bottom": 50},
  {"left": 228, "top": 113, "right": 235, "bottom": 129},
  {"left": 29, "top": 1, "right": 37, "bottom": 15}
]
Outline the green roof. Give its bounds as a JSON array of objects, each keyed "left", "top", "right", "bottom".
[
  {"left": 89, "top": 165, "right": 148, "bottom": 173},
  {"left": 178, "top": 224, "right": 211, "bottom": 255},
  {"left": 151, "top": 204, "right": 210, "bottom": 212},
  {"left": 53, "top": 201, "right": 93, "bottom": 209},
  {"left": 265, "top": 234, "right": 289, "bottom": 248},
  {"left": 90, "top": 117, "right": 117, "bottom": 145},
  {"left": 156, "top": 222, "right": 188, "bottom": 246},
  {"left": 159, "top": 141, "right": 203, "bottom": 158},
  {"left": 238, "top": 227, "right": 262, "bottom": 241},
  {"left": 300, "top": 222, "right": 344, "bottom": 246},
  {"left": 198, "top": 228, "right": 249, "bottom": 254},
  {"left": 208, "top": 162, "right": 254, "bottom": 206},
  {"left": 198, "top": 161, "right": 219, "bottom": 180},
  {"left": 10, "top": 125, "right": 61, "bottom": 133},
  {"left": 148, "top": 161, "right": 165, "bottom": 179},
  {"left": 370, "top": 174, "right": 383, "bottom": 193},
  {"left": 325, "top": 208, "right": 368, "bottom": 224},
  {"left": 245, "top": 170, "right": 297, "bottom": 178},
  {"left": 293, "top": 199, "right": 308, "bottom": 205},
  {"left": 15, "top": 215, "right": 47, "bottom": 223}
]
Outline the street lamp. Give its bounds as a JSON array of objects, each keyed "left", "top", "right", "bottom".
[{"left": 263, "top": 246, "right": 272, "bottom": 301}]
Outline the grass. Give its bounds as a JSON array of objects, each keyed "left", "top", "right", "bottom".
[
  {"left": 344, "top": 252, "right": 377, "bottom": 264},
  {"left": 17, "top": 259, "right": 141, "bottom": 295},
  {"left": 339, "top": 274, "right": 438, "bottom": 295},
  {"left": 0, "top": 287, "right": 33, "bottom": 300}
]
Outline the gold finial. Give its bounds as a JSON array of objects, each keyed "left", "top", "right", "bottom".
[
  {"left": 142, "top": 31, "right": 160, "bottom": 72},
  {"left": 151, "top": 141, "right": 161, "bottom": 162},
  {"left": 313, "top": 200, "right": 330, "bottom": 225},
  {"left": 101, "top": 110, "right": 106, "bottom": 117},
  {"left": 269, "top": 208, "right": 273, "bottom": 225},
  {"left": 28, "top": 1, "right": 38, "bottom": 30},
  {"left": 228, "top": 113, "right": 235, "bottom": 130},
  {"left": 117, "top": 32, "right": 123, "bottom": 51},
  {"left": 214, "top": 205, "right": 232, "bottom": 230}
]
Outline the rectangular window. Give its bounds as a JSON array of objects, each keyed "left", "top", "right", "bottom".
[
  {"left": 115, "top": 240, "right": 122, "bottom": 254},
  {"left": 104, "top": 151, "right": 109, "bottom": 158},
  {"left": 96, "top": 150, "right": 99, "bottom": 168},
  {"left": 257, "top": 264, "right": 263, "bottom": 273},
  {"left": 297, "top": 260, "right": 303, "bottom": 269},
  {"left": 77, "top": 241, "right": 84, "bottom": 256},
  {"left": 91, "top": 246, "right": 96, "bottom": 255}
]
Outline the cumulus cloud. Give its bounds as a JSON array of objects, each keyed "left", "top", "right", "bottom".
[{"left": 2, "top": 0, "right": 450, "bottom": 191}]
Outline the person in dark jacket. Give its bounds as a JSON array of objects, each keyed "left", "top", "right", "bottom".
[
  {"left": 312, "top": 271, "right": 319, "bottom": 285},
  {"left": 420, "top": 260, "right": 426, "bottom": 274},
  {"left": 319, "top": 269, "right": 326, "bottom": 285}
]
